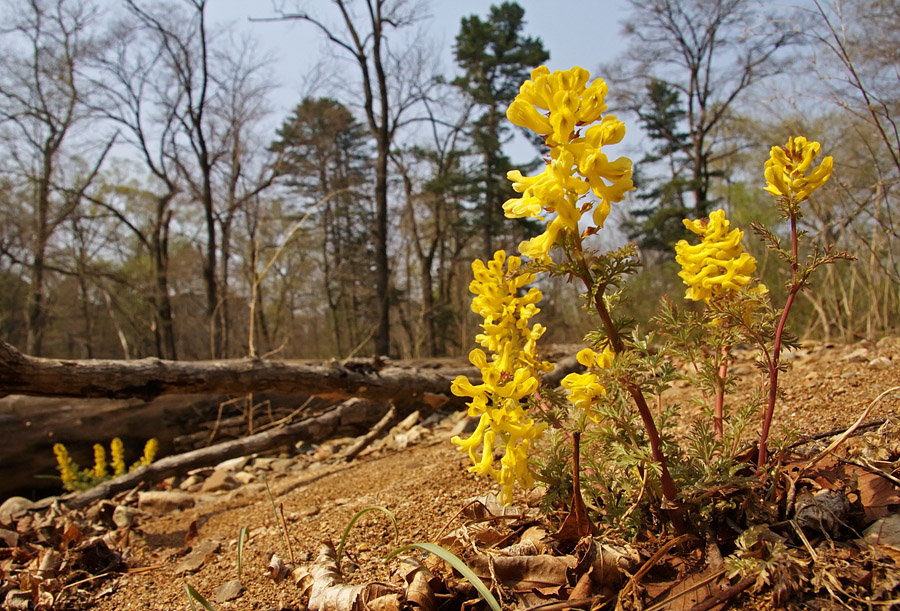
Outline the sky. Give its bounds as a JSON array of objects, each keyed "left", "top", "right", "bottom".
[{"left": 208, "top": 1, "right": 632, "bottom": 154}]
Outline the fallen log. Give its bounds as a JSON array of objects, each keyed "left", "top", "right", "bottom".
[
  {"left": 0, "top": 339, "right": 464, "bottom": 406},
  {"left": 63, "top": 397, "right": 392, "bottom": 508}
]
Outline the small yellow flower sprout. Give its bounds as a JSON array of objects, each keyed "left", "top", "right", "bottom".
[
  {"left": 764, "top": 136, "right": 833, "bottom": 202},
  {"left": 111, "top": 437, "right": 127, "bottom": 475},
  {"left": 53, "top": 443, "right": 79, "bottom": 491},
  {"left": 92, "top": 443, "right": 108, "bottom": 479},
  {"left": 675, "top": 209, "right": 759, "bottom": 302},
  {"left": 138, "top": 438, "right": 159, "bottom": 468},
  {"left": 504, "top": 66, "right": 634, "bottom": 260},
  {"left": 451, "top": 250, "right": 550, "bottom": 505}
]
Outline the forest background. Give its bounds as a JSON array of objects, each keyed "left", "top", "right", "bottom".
[{"left": 0, "top": 0, "right": 896, "bottom": 363}]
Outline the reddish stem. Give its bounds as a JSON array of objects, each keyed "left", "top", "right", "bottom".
[
  {"left": 587, "top": 281, "right": 685, "bottom": 533},
  {"left": 758, "top": 214, "right": 800, "bottom": 471}
]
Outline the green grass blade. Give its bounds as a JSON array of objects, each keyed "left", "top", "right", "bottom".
[
  {"left": 184, "top": 584, "right": 218, "bottom": 611},
  {"left": 337, "top": 505, "right": 399, "bottom": 568},
  {"left": 237, "top": 526, "right": 249, "bottom": 579},
  {"left": 386, "top": 542, "right": 501, "bottom": 611}
]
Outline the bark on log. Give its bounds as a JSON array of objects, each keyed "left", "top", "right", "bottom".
[
  {"left": 63, "top": 398, "right": 392, "bottom": 508},
  {"left": 0, "top": 339, "right": 462, "bottom": 405}
]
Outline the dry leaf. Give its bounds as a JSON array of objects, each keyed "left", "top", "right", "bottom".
[
  {"left": 268, "top": 553, "right": 291, "bottom": 582},
  {"left": 405, "top": 568, "right": 436, "bottom": 611}
]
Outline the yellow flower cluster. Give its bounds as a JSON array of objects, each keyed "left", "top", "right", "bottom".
[
  {"left": 560, "top": 347, "right": 615, "bottom": 419},
  {"left": 764, "top": 136, "right": 833, "bottom": 202},
  {"left": 451, "top": 251, "right": 552, "bottom": 505},
  {"left": 675, "top": 209, "right": 759, "bottom": 302},
  {"left": 53, "top": 437, "right": 159, "bottom": 492},
  {"left": 53, "top": 443, "right": 80, "bottom": 491},
  {"left": 504, "top": 66, "right": 635, "bottom": 261},
  {"left": 111, "top": 437, "right": 127, "bottom": 475}
]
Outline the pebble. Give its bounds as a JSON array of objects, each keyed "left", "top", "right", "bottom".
[
  {"left": 138, "top": 490, "right": 195, "bottom": 514},
  {"left": 869, "top": 356, "right": 892, "bottom": 370},
  {"left": 215, "top": 456, "right": 251, "bottom": 472},
  {"left": 175, "top": 540, "right": 220, "bottom": 574},
  {"left": 215, "top": 578, "right": 244, "bottom": 602},
  {"left": 0, "top": 497, "right": 35, "bottom": 525},
  {"left": 201, "top": 471, "right": 240, "bottom": 493},
  {"left": 841, "top": 348, "right": 869, "bottom": 363}
]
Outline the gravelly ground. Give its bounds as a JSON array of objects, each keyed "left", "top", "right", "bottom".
[{"left": 40, "top": 338, "right": 900, "bottom": 610}]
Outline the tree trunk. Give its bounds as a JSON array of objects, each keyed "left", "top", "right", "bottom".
[{"left": 0, "top": 339, "right": 468, "bottom": 408}]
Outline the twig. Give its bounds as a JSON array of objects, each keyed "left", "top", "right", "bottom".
[
  {"left": 689, "top": 575, "right": 756, "bottom": 611},
  {"left": 787, "top": 419, "right": 887, "bottom": 450},
  {"left": 341, "top": 403, "right": 396, "bottom": 462},
  {"left": 799, "top": 386, "right": 900, "bottom": 476}
]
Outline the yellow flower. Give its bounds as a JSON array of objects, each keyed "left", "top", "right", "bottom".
[
  {"left": 92, "top": 443, "right": 108, "bottom": 479},
  {"left": 451, "top": 250, "right": 550, "bottom": 504},
  {"left": 111, "top": 437, "right": 126, "bottom": 475},
  {"left": 764, "top": 136, "right": 833, "bottom": 202},
  {"left": 504, "top": 66, "right": 634, "bottom": 260},
  {"left": 675, "top": 209, "right": 759, "bottom": 302},
  {"left": 561, "top": 347, "right": 615, "bottom": 418},
  {"left": 53, "top": 443, "right": 80, "bottom": 491}
]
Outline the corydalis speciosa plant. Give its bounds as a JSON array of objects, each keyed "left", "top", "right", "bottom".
[{"left": 453, "top": 66, "right": 684, "bottom": 529}]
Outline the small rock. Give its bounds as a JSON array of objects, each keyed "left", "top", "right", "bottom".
[
  {"left": 269, "top": 458, "right": 296, "bottom": 472},
  {"left": 311, "top": 445, "right": 334, "bottom": 462},
  {"left": 252, "top": 457, "right": 278, "bottom": 469},
  {"left": 299, "top": 506, "right": 320, "bottom": 518},
  {"left": 233, "top": 471, "right": 256, "bottom": 485},
  {"left": 138, "top": 490, "right": 195, "bottom": 514},
  {"left": 0, "top": 497, "right": 36, "bottom": 525},
  {"left": 841, "top": 347, "right": 869, "bottom": 363},
  {"left": 112, "top": 505, "right": 138, "bottom": 529},
  {"left": 201, "top": 471, "right": 239, "bottom": 493},
  {"left": 175, "top": 540, "right": 220, "bottom": 574},
  {"left": 869, "top": 356, "right": 892, "bottom": 370},
  {"left": 180, "top": 474, "right": 205, "bottom": 491},
  {"left": 215, "top": 579, "right": 244, "bottom": 602},
  {"left": 215, "top": 456, "right": 251, "bottom": 472}
]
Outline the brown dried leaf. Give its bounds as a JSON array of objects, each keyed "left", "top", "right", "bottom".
[
  {"left": 308, "top": 541, "right": 399, "bottom": 611},
  {"left": 469, "top": 553, "right": 575, "bottom": 590},
  {"left": 405, "top": 568, "right": 436, "bottom": 611},
  {"left": 268, "top": 553, "right": 291, "bottom": 582}
]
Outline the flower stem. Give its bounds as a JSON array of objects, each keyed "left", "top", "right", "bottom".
[
  {"left": 758, "top": 214, "right": 800, "bottom": 471},
  {"left": 580, "top": 266, "right": 684, "bottom": 533}
]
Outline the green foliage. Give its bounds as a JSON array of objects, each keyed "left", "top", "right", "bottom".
[
  {"left": 336, "top": 506, "right": 399, "bottom": 569},
  {"left": 454, "top": 2, "right": 549, "bottom": 255}
]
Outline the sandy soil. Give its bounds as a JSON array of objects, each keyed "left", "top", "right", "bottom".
[{"left": 3, "top": 337, "right": 899, "bottom": 610}]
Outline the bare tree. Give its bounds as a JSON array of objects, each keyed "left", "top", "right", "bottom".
[
  {"left": 607, "top": 0, "right": 795, "bottom": 223},
  {"left": 0, "top": 0, "right": 113, "bottom": 355},
  {"left": 265, "top": 0, "right": 430, "bottom": 356}
]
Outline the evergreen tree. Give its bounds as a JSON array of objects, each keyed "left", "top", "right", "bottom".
[
  {"left": 453, "top": 2, "right": 548, "bottom": 258},
  {"left": 626, "top": 79, "right": 693, "bottom": 255}
]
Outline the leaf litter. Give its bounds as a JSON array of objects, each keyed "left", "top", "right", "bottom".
[{"left": 1, "top": 340, "right": 900, "bottom": 610}]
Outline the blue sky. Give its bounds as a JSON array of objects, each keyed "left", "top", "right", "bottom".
[{"left": 210, "top": 1, "right": 630, "bottom": 148}]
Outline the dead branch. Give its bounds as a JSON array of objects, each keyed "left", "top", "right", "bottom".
[{"left": 0, "top": 339, "right": 463, "bottom": 405}]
